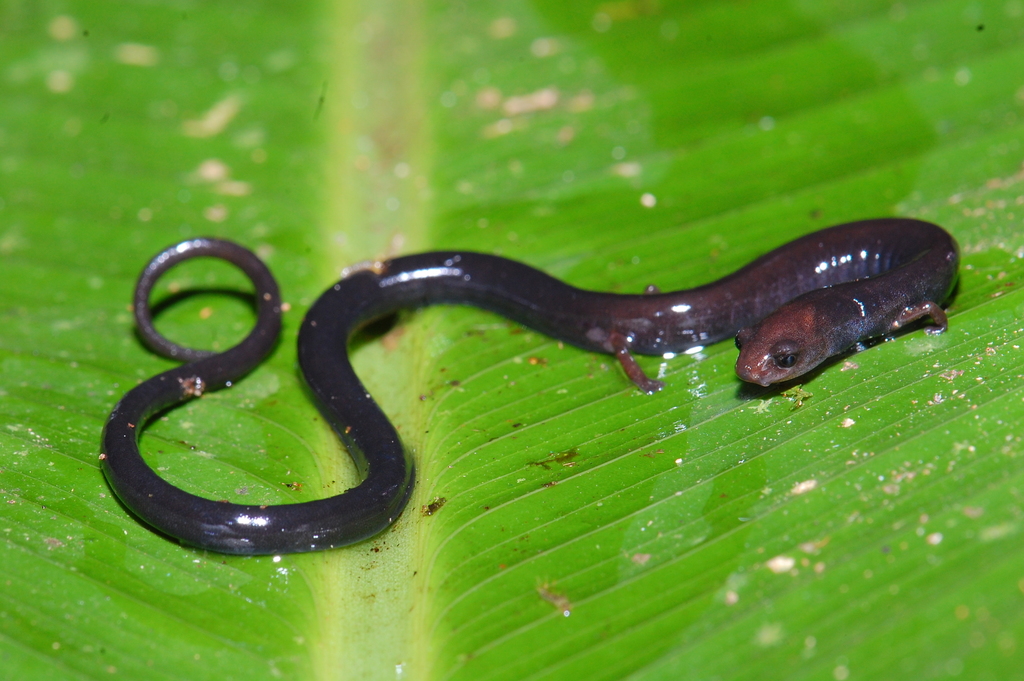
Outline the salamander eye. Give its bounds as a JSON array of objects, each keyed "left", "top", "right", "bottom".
[
  {"left": 773, "top": 353, "right": 797, "bottom": 369},
  {"left": 734, "top": 336, "right": 743, "bottom": 350},
  {"left": 769, "top": 340, "right": 800, "bottom": 370}
]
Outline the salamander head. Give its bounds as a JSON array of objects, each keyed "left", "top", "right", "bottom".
[{"left": 734, "top": 304, "right": 830, "bottom": 387}]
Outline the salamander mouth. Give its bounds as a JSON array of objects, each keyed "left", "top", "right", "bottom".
[{"left": 735, "top": 356, "right": 777, "bottom": 387}]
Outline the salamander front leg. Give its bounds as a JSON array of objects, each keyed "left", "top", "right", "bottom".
[
  {"left": 608, "top": 331, "right": 664, "bottom": 394},
  {"left": 893, "top": 301, "right": 948, "bottom": 335}
]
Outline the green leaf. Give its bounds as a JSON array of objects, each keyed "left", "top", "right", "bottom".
[{"left": 3, "top": 1, "right": 1024, "bottom": 680}]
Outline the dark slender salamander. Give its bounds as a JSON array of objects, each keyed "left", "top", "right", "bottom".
[{"left": 101, "top": 218, "right": 959, "bottom": 554}]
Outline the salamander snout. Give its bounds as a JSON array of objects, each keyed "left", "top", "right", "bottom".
[{"left": 735, "top": 338, "right": 802, "bottom": 386}]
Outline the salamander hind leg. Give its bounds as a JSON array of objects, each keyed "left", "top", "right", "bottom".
[
  {"left": 608, "top": 331, "right": 665, "bottom": 394},
  {"left": 893, "top": 301, "right": 948, "bottom": 335}
]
